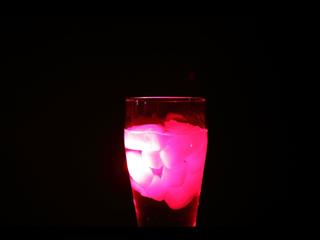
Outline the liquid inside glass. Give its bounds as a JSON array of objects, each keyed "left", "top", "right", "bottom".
[{"left": 124, "top": 119, "right": 208, "bottom": 226}]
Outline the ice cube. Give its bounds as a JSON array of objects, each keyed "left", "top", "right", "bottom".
[
  {"left": 124, "top": 124, "right": 165, "bottom": 151},
  {"left": 142, "top": 150, "right": 163, "bottom": 169},
  {"left": 164, "top": 120, "right": 199, "bottom": 135},
  {"left": 161, "top": 164, "right": 187, "bottom": 187},
  {"left": 125, "top": 150, "right": 153, "bottom": 188},
  {"left": 160, "top": 137, "right": 192, "bottom": 169},
  {"left": 190, "top": 128, "right": 208, "bottom": 149},
  {"left": 184, "top": 169, "right": 204, "bottom": 197},
  {"left": 129, "top": 124, "right": 164, "bottom": 133},
  {"left": 160, "top": 120, "right": 206, "bottom": 169},
  {"left": 186, "top": 136, "right": 208, "bottom": 173},
  {"left": 186, "top": 150, "right": 206, "bottom": 173},
  {"left": 165, "top": 113, "right": 186, "bottom": 122},
  {"left": 186, "top": 152, "right": 205, "bottom": 174},
  {"left": 164, "top": 184, "right": 195, "bottom": 210},
  {"left": 144, "top": 175, "right": 166, "bottom": 201},
  {"left": 164, "top": 169, "right": 204, "bottom": 210},
  {"left": 130, "top": 177, "right": 148, "bottom": 196}
]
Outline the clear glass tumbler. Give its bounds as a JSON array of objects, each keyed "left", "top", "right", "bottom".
[{"left": 124, "top": 96, "right": 208, "bottom": 226}]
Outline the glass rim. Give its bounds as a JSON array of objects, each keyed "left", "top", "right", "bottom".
[{"left": 125, "top": 96, "right": 206, "bottom": 103}]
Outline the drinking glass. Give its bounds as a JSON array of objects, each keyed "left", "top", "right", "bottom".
[{"left": 124, "top": 96, "right": 208, "bottom": 226}]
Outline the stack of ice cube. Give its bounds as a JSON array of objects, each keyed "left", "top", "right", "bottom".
[{"left": 124, "top": 119, "right": 208, "bottom": 210}]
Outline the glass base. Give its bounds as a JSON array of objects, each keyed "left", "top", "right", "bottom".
[{"left": 132, "top": 189, "right": 199, "bottom": 227}]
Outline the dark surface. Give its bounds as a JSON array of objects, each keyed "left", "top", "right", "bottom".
[{"left": 1, "top": 16, "right": 298, "bottom": 237}]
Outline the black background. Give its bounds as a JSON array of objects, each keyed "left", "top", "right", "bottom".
[{"left": 1, "top": 16, "right": 297, "bottom": 236}]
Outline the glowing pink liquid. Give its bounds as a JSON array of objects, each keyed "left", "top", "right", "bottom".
[{"left": 124, "top": 120, "right": 208, "bottom": 226}]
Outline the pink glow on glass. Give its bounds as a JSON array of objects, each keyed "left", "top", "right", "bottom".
[{"left": 124, "top": 120, "right": 207, "bottom": 210}]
